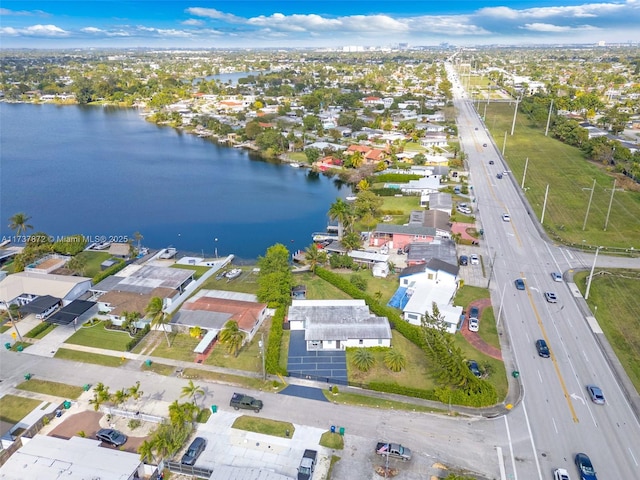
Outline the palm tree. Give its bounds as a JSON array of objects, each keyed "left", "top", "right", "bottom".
[
  {"left": 128, "top": 381, "right": 143, "bottom": 401},
  {"left": 304, "top": 244, "right": 327, "bottom": 273},
  {"left": 384, "top": 349, "right": 406, "bottom": 373},
  {"left": 133, "top": 231, "right": 144, "bottom": 253},
  {"left": 145, "top": 296, "right": 169, "bottom": 346},
  {"left": 180, "top": 380, "right": 205, "bottom": 406},
  {"left": 341, "top": 232, "right": 362, "bottom": 252},
  {"left": 138, "top": 439, "right": 156, "bottom": 464},
  {"left": 328, "top": 198, "right": 354, "bottom": 239},
  {"left": 218, "top": 320, "right": 246, "bottom": 357},
  {"left": 8, "top": 212, "right": 33, "bottom": 237},
  {"left": 352, "top": 349, "right": 375, "bottom": 372}
]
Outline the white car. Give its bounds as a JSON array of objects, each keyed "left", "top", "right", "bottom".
[
  {"left": 470, "top": 254, "right": 479, "bottom": 265},
  {"left": 502, "top": 213, "right": 511, "bottom": 222},
  {"left": 551, "top": 272, "right": 563, "bottom": 282},
  {"left": 553, "top": 467, "right": 571, "bottom": 480},
  {"left": 468, "top": 318, "right": 479, "bottom": 332}
]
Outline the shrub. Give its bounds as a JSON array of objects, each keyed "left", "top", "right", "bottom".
[
  {"left": 92, "top": 259, "right": 126, "bottom": 284},
  {"left": 25, "top": 322, "right": 53, "bottom": 338},
  {"left": 349, "top": 274, "right": 367, "bottom": 291},
  {"left": 128, "top": 419, "right": 141, "bottom": 430},
  {"left": 352, "top": 349, "right": 375, "bottom": 372},
  {"left": 265, "top": 305, "right": 287, "bottom": 375},
  {"left": 126, "top": 324, "right": 150, "bottom": 352},
  {"left": 331, "top": 385, "right": 339, "bottom": 395}
]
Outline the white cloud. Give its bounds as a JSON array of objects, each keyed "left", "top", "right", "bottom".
[
  {"left": 0, "top": 8, "right": 48, "bottom": 17},
  {"left": 5, "top": 24, "right": 70, "bottom": 37},
  {"left": 185, "top": 7, "right": 242, "bottom": 23},
  {"left": 81, "top": 27, "right": 104, "bottom": 34},
  {"left": 521, "top": 23, "right": 599, "bottom": 32},
  {"left": 182, "top": 19, "right": 204, "bottom": 26},
  {"left": 479, "top": 2, "right": 627, "bottom": 20}
]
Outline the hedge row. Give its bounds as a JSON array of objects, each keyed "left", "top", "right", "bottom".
[
  {"left": 25, "top": 321, "right": 54, "bottom": 339},
  {"left": 374, "top": 173, "right": 422, "bottom": 183},
  {"left": 92, "top": 259, "right": 126, "bottom": 284},
  {"left": 265, "top": 305, "right": 287, "bottom": 375},
  {"left": 368, "top": 382, "right": 439, "bottom": 402},
  {"left": 125, "top": 324, "right": 150, "bottom": 352}
]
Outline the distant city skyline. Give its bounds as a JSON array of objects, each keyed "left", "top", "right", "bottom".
[{"left": 1, "top": 1, "right": 639, "bottom": 49}]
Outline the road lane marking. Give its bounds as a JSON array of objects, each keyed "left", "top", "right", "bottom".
[
  {"left": 503, "top": 416, "right": 519, "bottom": 480},
  {"left": 537, "top": 370, "right": 543, "bottom": 383},
  {"left": 570, "top": 393, "right": 585, "bottom": 405},
  {"left": 496, "top": 446, "right": 507, "bottom": 480},
  {"left": 552, "top": 417, "right": 558, "bottom": 434},
  {"left": 629, "top": 447, "right": 638, "bottom": 467},
  {"left": 524, "top": 273, "right": 580, "bottom": 423},
  {"left": 522, "top": 401, "right": 544, "bottom": 480}
]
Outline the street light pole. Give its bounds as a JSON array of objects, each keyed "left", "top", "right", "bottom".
[
  {"left": 582, "top": 179, "right": 596, "bottom": 231},
  {"left": 214, "top": 238, "right": 218, "bottom": 259},
  {"left": 259, "top": 333, "right": 266, "bottom": 381},
  {"left": 585, "top": 246, "right": 601, "bottom": 300}
]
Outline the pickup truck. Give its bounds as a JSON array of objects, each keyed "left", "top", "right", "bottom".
[
  {"left": 375, "top": 442, "right": 412, "bottom": 461},
  {"left": 297, "top": 449, "right": 318, "bottom": 480},
  {"left": 229, "top": 392, "right": 263, "bottom": 412}
]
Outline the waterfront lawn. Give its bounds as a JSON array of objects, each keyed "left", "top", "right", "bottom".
[
  {"left": 380, "top": 195, "right": 421, "bottom": 216},
  {"left": 65, "top": 322, "right": 131, "bottom": 351},
  {"left": 574, "top": 270, "right": 640, "bottom": 393},
  {"left": 149, "top": 333, "right": 199, "bottom": 362},
  {"left": 16, "top": 379, "right": 84, "bottom": 399},
  {"left": 200, "top": 268, "right": 259, "bottom": 294},
  {"left": 346, "top": 331, "right": 436, "bottom": 391},
  {"left": 171, "top": 264, "right": 210, "bottom": 280},
  {"left": 0, "top": 394, "right": 42, "bottom": 425},
  {"left": 74, "top": 251, "right": 113, "bottom": 278},
  {"left": 54, "top": 348, "right": 128, "bottom": 367},
  {"left": 485, "top": 102, "right": 640, "bottom": 249}
]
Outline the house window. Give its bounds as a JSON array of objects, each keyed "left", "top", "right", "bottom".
[
  {"left": 428, "top": 273, "right": 434, "bottom": 280},
  {"left": 359, "top": 339, "right": 363, "bottom": 345},
  {"left": 408, "top": 314, "right": 418, "bottom": 320},
  {"left": 378, "top": 339, "right": 383, "bottom": 345}
]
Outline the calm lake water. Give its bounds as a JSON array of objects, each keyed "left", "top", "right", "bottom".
[{"left": 0, "top": 103, "right": 349, "bottom": 262}]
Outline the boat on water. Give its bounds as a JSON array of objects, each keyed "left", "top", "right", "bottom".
[
  {"left": 159, "top": 247, "right": 177, "bottom": 259},
  {"left": 225, "top": 268, "right": 242, "bottom": 279},
  {"left": 312, "top": 232, "right": 340, "bottom": 242},
  {"left": 290, "top": 162, "right": 300, "bottom": 168}
]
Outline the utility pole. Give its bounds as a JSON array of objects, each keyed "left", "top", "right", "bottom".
[
  {"left": 496, "top": 283, "right": 507, "bottom": 328},
  {"left": 214, "top": 238, "right": 218, "bottom": 259},
  {"left": 502, "top": 131, "right": 507, "bottom": 156},
  {"left": 603, "top": 179, "right": 616, "bottom": 231},
  {"left": 582, "top": 179, "right": 596, "bottom": 231},
  {"left": 544, "top": 99, "right": 554, "bottom": 136},
  {"left": 585, "top": 246, "right": 601, "bottom": 300},
  {"left": 259, "top": 333, "right": 266, "bottom": 380},
  {"left": 541, "top": 184, "right": 550, "bottom": 224},
  {"left": 4, "top": 302, "right": 23, "bottom": 342},
  {"left": 510, "top": 96, "right": 520, "bottom": 136},
  {"left": 521, "top": 157, "right": 529, "bottom": 189}
]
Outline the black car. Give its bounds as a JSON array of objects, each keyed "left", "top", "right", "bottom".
[
  {"left": 489, "top": 160, "right": 494, "bottom": 165},
  {"left": 96, "top": 428, "right": 127, "bottom": 447},
  {"left": 181, "top": 437, "right": 207, "bottom": 466},
  {"left": 535, "top": 339, "right": 550, "bottom": 358},
  {"left": 575, "top": 452, "right": 598, "bottom": 480},
  {"left": 467, "top": 360, "right": 482, "bottom": 377},
  {"left": 459, "top": 255, "right": 469, "bottom": 266}
]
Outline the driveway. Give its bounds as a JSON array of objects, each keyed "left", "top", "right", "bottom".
[{"left": 287, "top": 331, "right": 348, "bottom": 385}]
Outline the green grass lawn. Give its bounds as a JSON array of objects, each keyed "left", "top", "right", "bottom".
[
  {"left": 0, "top": 394, "right": 42, "bottom": 425},
  {"left": 319, "top": 431, "right": 344, "bottom": 449},
  {"left": 141, "top": 361, "right": 177, "bottom": 376},
  {"left": 279, "top": 330, "right": 290, "bottom": 372},
  {"left": 65, "top": 322, "right": 131, "bottom": 351},
  {"left": 346, "top": 332, "right": 436, "bottom": 391},
  {"left": 485, "top": 102, "right": 640, "bottom": 249},
  {"left": 205, "top": 319, "right": 271, "bottom": 372},
  {"left": 16, "top": 379, "right": 85, "bottom": 399},
  {"left": 380, "top": 195, "right": 421, "bottom": 215},
  {"left": 574, "top": 270, "right": 640, "bottom": 393},
  {"left": 150, "top": 333, "right": 199, "bottom": 362},
  {"left": 292, "top": 272, "right": 354, "bottom": 300},
  {"left": 453, "top": 335, "right": 508, "bottom": 402},
  {"left": 232, "top": 415, "right": 295, "bottom": 438},
  {"left": 325, "top": 390, "right": 447, "bottom": 414},
  {"left": 454, "top": 285, "right": 491, "bottom": 308},
  {"left": 181, "top": 368, "right": 273, "bottom": 391},
  {"left": 199, "top": 268, "right": 260, "bottom": 294},
  {"left": 74, "top": 251, "right": 113, "bottom": 278},
  {"left": 54, "top": 348, "right": 128, "bottom": 367},
  {"left": 477, "top": 307, "right": 500, "bottom": 350}
]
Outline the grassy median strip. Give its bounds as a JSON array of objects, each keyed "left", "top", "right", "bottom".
[
  {"left": 324, "top": 390, "right": 447, "bottom": 414},
  {"left": 141, "top": 361, "right": 177, "bottom": 376},
  {"left": 0, "top": 394, "right": 42, "bottom": 424},
  {"left": 54, "top": 348, "right": 128, "bottom": 367},
  {"left": 232, "top": 415, "right": 295, "bottom": 438},
  {"left": 16, "top": 379, "right": 84, "bottom": 399}
]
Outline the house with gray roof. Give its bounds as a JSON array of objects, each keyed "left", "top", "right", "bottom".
[
  {"left": 405, "top": 238, "right": 457, "bottom": 267},
  {"left": 287, "top": 299, "right": 391, "bottom": 351},
  {"left": 428, "top": 192, "right": 453, "bottom": 214}
]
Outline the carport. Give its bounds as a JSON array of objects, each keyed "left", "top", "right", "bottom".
[{"left": 287, "top": 331, "right": 348, "bottom": 385}]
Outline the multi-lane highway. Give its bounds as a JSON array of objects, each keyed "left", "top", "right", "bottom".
[{"left": 448, "top": 61, "right": 640, "bottom": 480}]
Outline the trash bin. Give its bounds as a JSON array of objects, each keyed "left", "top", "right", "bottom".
[
  {"left": 512, "top": 370, "right": 520, "bottom": 379},
  {"left": 145, "top": 359, "right": 152, "bottom": 366},
  {"left": 63, "top": 400, "right": 71, "bottom": 409},
  {"left": 24, "top": 373, "right": 31, "bottom": 380},
  {"left": 330, "top": 425, "right": 336, "bottom": 433},
  {"left": 17, "top": 345, "right": 23, "bottom": 352},
  {"left": 83, "top": 384, "right": 91, "bottom": 391},
  {"left": 211, "top": 405, "right": 217, "bottom": 413},
  {"left": 4, "top": 343, "right": 10, "bottom": 350},
  {"left": 339, "top": 427, "right": 345, "bottom": 436}
]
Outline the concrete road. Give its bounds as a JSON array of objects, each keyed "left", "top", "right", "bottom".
[{"left": 449, "top": 59, "right": 640, "bottom": 480}]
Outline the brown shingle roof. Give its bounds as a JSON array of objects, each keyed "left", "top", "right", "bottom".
[{"left": 184, "top": 297, "right": 266, "bottom": 332}]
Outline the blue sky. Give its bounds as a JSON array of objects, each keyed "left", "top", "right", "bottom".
[{"left": 1, "top": 1, "right": 638, "bottom": 48}]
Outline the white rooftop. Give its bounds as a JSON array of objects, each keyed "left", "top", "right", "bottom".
[{"left": 0, "top": 435, "right": 141, "bottom": 480}]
